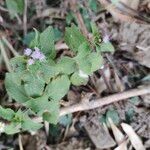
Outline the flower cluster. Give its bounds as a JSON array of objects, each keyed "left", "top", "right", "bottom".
[
  {"left": 103, "top": 34, "right": 110, "bottom": 43},
  {"left": 24, "top": 47, "right": 46, "bottom": 65}
]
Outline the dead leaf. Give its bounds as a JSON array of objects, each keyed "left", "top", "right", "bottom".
[
  {"left": 98, "top": 0, "right": 148, "bottom": 23},
  {"left": 108, "top": 118, "right": 125, "bottom": 144},
  {"left": 67, "top": 90, "right": 81, "bottom": 105},
  {"left": 121, "top": 123, "right": 145, "bottom": 150},
  {"left": 114, "top": 140, "right": 128, "bottom": 150},
  {"left": 95, "top": 67, "right": 111, "bottom": 94},
  {"left": 84, "top": 121, "right": 116, "bottom": 149},
  {"left": 134, "top": 47, "right": 150, "bottom": 68},
  {"left": 114, "top": 71, "right": 125, "bottom": 92},
  {"left": 120, "top": 0, "right": 140, "bottom": 10},
  {"left": 118, "top": 22, "right": 150, "bottom": 68},
  {"left": 144, "top": 139, "right": 150, "bottom": 149}
]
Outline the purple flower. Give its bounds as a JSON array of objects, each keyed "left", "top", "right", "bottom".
[
  {"left": 31, "top": 47, "right": 46, "bottom": 61},
  {"left": 103, "top": 35, "right": 110, "bottom": 43},
  {"left": 24, "top": 48, "right": 32, "bottom": 56},
  {"left": 39, "top": 53, "right": 45, "bottom": 61},
  {"left": 31, "top": 48, "right": 41, "bottom": 59},
  {"left": 28, "top": 59, "right": 34, "bottom": 65}
]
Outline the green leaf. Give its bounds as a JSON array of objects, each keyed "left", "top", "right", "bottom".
[
  {"left": 125, "top": 108, "right": 135, "bottom": 123},
  {"left": 40, "top": 26, "right": 56, "bottom": 59},
  {"left": 15, "top": 0, "right": 24, "bottom": 14},
  {"left": 76, "top": 57, "right": 92, "bottom": 75},
  {"left": 80, "top": 7, "right": 91, "bottom": 31},
  {"left": 5, "top": 72, "right": 29, "bottom": 103},
  {"left": 13, "top": 109, "right": 24, "bottom": 122},
  {"left": 25, "top": 95, "right": 49, "bottom": 114},
  {"left": 22, "top": 117, "right": 42, "bottom": 131},
  {"left": 91, "top": 23, "right": 101, "bottom": 46},
  {"left": 70, "top": 72, "right": 88, "bottom": 86},
  {"left": 98, "top": 42, "right": 115, "bottom": 53},
  {"left": 106, "top": 109, "right": 120, "bottom": 126},
  {"left": 75, "top": 52, "right": 103, "bottom": 75},
  {"left": 88, "top": 52, "right": 103, "bottom": 72},
  {"left": 22, "top": 72, "right": 45, "bottom": 98},
  {"left": 59, "top": 114, "right": 72, "bottom": 127},
  {"left": 46, "top": 75, "right": 70, "bottom": 101},
  {"left": 88, "top": 0, "right": 99, "bottom": 12},
  {"left": 30, "top": 28, "right": 40, "bottom": 48},
  {"left": 49, "top": 124, "right": 60, "bottom": 138},
  {"left": 10, "top": 56, "right": 26, "bottom": 72},
  {"left": 43, "top": 100, "right": 59, "bottom": 124},
  {"left": 64, "top": 25, "right": 89, "bottom": 52},
  {"left": 27, "top": 61, "right": 41, "bottom": 74},
  {"left": 99, "top": 115, "right": 107, "bottom": 124},
  {"left": 129, "top": 97, "right": 140, "bottom": 105},
  {"left": 0, "top": 106, "right": 15, "bottom": 121},
  {"left": 66, "top": 11, "right": 77, "bottom": 25},
  {"left": 75, "top": 42, "right": 91, "bottom": 59},
  {"left": 6, "top": 0, "right": 18, "bottom": 17},
  {"left": 57, "top": 57, "right": 77, "bottom": 74},
  {"left": 5, "top": 122, "right": 21, "bottom": 134},
  {"left": 54, "top": 28, "right": 63, "bottom": 42},
  {"left": 38, "top": 62, "right": 59, "bottom": 83},
  {"left": 6, "top": 0, "right": 24, "bottom": 17},
  {"left": 23, "top": 32, "right": 35, "bottom": 46}
]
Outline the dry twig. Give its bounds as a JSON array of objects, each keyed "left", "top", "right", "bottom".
[
  {"left": 70, "top": 0, "right": 89, "bottom": 37},
  {"left": 98, "top": 0, "right": 150, "bottom": 24},
  {"left": 23, "top": 0, "right": 28, "bottom": 36},
  {"left": 60, "top": 85, "right": 150, "bottom": 116},
  {"left": 34, "top": 85, "right": 150, "bottom": 123}
]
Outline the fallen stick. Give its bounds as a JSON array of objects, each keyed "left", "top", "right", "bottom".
[
  {"left": 60, "top": 85, "right": 150, "bottom": 116},
  {"left": 34, "top": 85, "right": 150, "bottom": 123}
]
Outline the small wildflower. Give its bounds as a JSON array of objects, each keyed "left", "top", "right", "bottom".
[
  {"left": 0, "top": 122, "right": 5, "bottom": 133},
  {"left": 103, "top": 35, "right": 110, "bottom": 43},
  {"left": 39, "top": 53, "right": 45, "bottom": 61},
  {"left": 28, "top": 58, "right": 34, "bottom": 65},
  {"left": 31, "top": 47, "right": 46, "bottom": 61},
  {"left": 79, "top": 70, "right": 88, "bottom": 78},
  {"left": 31, "top": 49, "right": 41, "bottom": 59},
  {"left": 24, "top": 48, "right": 32, "bottom": 56}
]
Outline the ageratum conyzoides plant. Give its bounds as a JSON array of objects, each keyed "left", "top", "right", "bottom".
[{"left": 0, "top": 24, "right": 114, "bottom": 134}]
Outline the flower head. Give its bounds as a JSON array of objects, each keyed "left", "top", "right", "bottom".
[
  {"left": 39, "top": 53, "right": 45, "bottom": 61},
  {"left": 103, "top": 35, "right": 110, "bottom": 43},
  {"left": 31, "top": 47, "right": 46, "bottom": 61},
  {"left": 24, "top": 48, "right": 32, "bottom": 56},
  {"left": 0, "top": 122, "right": 5, "bottom": 133},
  {"left": 24, "top": 47, "right": 46, "bottom": 65},
  {"left": 31, "top": 48, "right": 41, "bottom": 59},
  {"left": 28, "top": 58, "right": 35, "bottom": 65}
]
